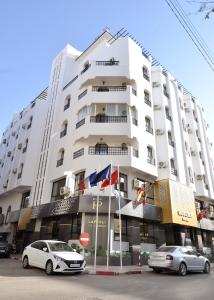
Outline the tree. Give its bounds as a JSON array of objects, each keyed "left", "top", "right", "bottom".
[{"left": 188, "top": 1, "right": 214, "bottom": 18}]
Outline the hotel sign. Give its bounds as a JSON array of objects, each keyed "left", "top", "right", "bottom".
[{"left": 155, "top": 179, "right": 198, "bottom": 227}]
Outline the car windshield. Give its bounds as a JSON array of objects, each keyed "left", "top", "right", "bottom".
[
  {"left": 48, "top": 242, "right": 74, "bottom": 252},
  {"left": 156, "top": 246, "right": 177, "bottom": 253}
]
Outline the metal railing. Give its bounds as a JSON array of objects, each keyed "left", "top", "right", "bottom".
[
  {"left": 143, "top": 73, "right": 150, "bottom": 82},
  {"left": 169, "top": 140, "right": 175, "bottom": 147},
  {"left": 76, "top": 118, "right": 85, "bottom": 129},
  {"left": 78, "top": 89, "right": 87, "bottom": 100},
  {"left": 147, "top": 158, "right": 155, "bottom": 165},
  {"left": 73, "top": 148, "right": 84, "bottom": 159},
  {"left": 132, "top": 88, "right": 137, "bottom": 96},
  {"left": 96, "top": 60, "right": 119, "bottom": 66},
  {"left": 64, "top": 103, "right": 70, "bottom": 111},
  {"left": 133, "top": 149, "right": 139, "bottom": 158},
  {"left": 56, "top": 159, "right": 63, "bottom": 167},
  {"left": 60, "top": 129, "right": 67, "bottom": 138},
  {"left": 92, "top": 86, "right": 127, "bottom": 92},
  {"left": 90, "top": 115, "right": 127, "bottom": 123},
  {"left": 166, "top": 114, "right": 172, "bottom": 121},
  {"left": 63, "top": 75, "right": 78, "bottom": 90},
  {"left": 171, "top": 168, "right": 178, "bottom": 176},
  {"left": 81, "top": 64, "right": 91, "bottom": 75},
  {"left": 132, "top": 118, "right": 138, "bottom": 126},
  {"left": 144, "top": 98, "right": 152, "bottom": 106},
  {"left": 89, "top": 146, "right": 128, "bottom": 155},
  {"left": 146, "top": 127, "right": 153, "bottom": 134}
]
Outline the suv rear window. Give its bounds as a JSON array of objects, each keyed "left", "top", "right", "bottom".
[{"left": 157, "top": 246, "right": 177, "bottom": 252}]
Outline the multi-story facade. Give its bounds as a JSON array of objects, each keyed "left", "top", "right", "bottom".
[{"left": 0, "top": 30, "right": 214, "bottom": 263}]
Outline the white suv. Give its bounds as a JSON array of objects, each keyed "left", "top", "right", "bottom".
[{"left": 22, "top": 240, "right": 86, "bottom": 275}]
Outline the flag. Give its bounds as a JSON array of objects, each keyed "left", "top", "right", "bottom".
[
  {"left": 101, "top": 170, "right": 118, "bottom": 188},
  {"left": 79, "top": 171, "right": 97, "bottom": 191},
  {"left": 91, "top": 164, "right": 111, "bottom": 185},
  {"left": 136, "top": 188, "right": 146, "bottom": 206}
]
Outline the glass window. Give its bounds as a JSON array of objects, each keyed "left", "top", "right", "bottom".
[
  {"left": 74, "top": 171, "right": 85, "bottom": 192},
  {"left": 31, "top": 241, "right": 42, "bottom": 250},
  {"left": 157, "top": 246, "right": 177, "bottom": 252},
  {"left": 48, "top": 242, "right": 74, "bottom": 252},
  {"left": 114, "top": 216, "right": 128, "bottom": 241},
  {"left": 115, "top": 173, "right": 128, "bottom": 198},
  {"left": 51, "top": 178, "right": 66, "bottom": 202}
]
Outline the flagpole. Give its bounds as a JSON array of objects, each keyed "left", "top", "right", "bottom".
[
  {"left": 94, "top": 192, "right": 99, "bottom": 272},
  {"left": 117, "top": 165, "right": 123, "bottom": 269},
  {"left": 106, "top": 163, "right": 112, "bottom": 270}
]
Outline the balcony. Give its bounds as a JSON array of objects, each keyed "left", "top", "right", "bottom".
[
  {"left": 17, "top": 173, "right": 22, "bottom": 179},
  {"left": 92, "top": 86, "right": 127, "bottom": 92},
  {"left": 81, "top": 64, "right": 91, "bottom": 75},
  {"left": 76, "top": 118, "right": 85, "bottom": 129},
  {"left": 78, "top": 89, "right": 87, "bottom": 100},
  {"left": 73, "top": 148, "right": 84, "bottom": 159},
  {"left": 89, "top": 146, "right": 128, "bottom": 155},
  {"left": 56, "top": 159, "right": 63, "bottom": 167},
  {"left": 146, "top": 127, "right": 153, "bottom": 134},
  {"left": 169, "top": 140, "right": 175, "bottom": 147},
  {"left": 96, "top": 60, "right": 119, "bottom": 66},
  {"left": 147, "top": 158, "right": 155, "bottom": 165},
  {"left": 64, "top": 103, "right": 70, "bottom": 111},
  {"left": 171, "top": 168, "right": 178, "bottom": 176},
  {"left": 132, "top": 118, "right": 138, "bottom": 126},
  {"left": 166, "top": 114, "right": 172, "bottom": 121},
  {"left": 144, "top": 98, "right": 152, "bottom": 107},
  {"left": 60, "top": 129, "right": 67, "bottom": 138},
  {"left": 90, "top": 115, "right": 127, "bottom": 123}
]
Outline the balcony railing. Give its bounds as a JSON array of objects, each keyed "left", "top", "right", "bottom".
[
  {"left": 164, "top": 91, "right": 169, "bottom": 98},
  {"left": 132, "top": 88, "right": 137, "bottom": 96},
  {"left": 132, "top": 118, "right": 138, "bottom": 126},
  {"left": 171, "top": 168, "right": 178, "bottom": 176},
  {"left": 76, "top": 118, "right": 85, "bottom": 129},
  {"left": 96, "top": 60, "right": 119, "bottom": 66},
  {"left": 144, "top": 98, "right": 152, "bottom": 106},
  {"left": 81, "top": 64, "right": 91, "bottom": 75},
  {"left": 73, "top": 148, "right": 84, "bottom": 159},
  {"left": 27, "top": 123, "right": 32, "bottom": 130},
  {"left": 78, "top": 89, "right": 87, "bottom": 100},
  {"left": 166, "top": 114, "right": 172, "bottom": 121},
  {"left": 17, "top": 173, "right": 22, "bottom": 179},
  {"left": 64, "top": 103, "right": 70, "bottom": 111},
  {"left": 92, "top": 86, "right": 127, "bottom": 92},
  {"left": 63, "top": 75, "right": 78, "bottom": 90},
  {"left": 205, "top": 184, "right": 209, "bottom": 190},
  {"left": 60, "top": 129, "right": 67, "bottom": 138},
  {"left": 90, "top": 115, "right": 127, "bottom": 123},
  {"left": 22, "top": 147, "right": 27, "bottom": 153},
  {"left": 146, "top": 127, "right": 153, "bottom": 134},
  {"left": 143, "top": 73, "right": 150, "bottom": 82},
  {"left": 56, "top": 159, "right": 63, "bottom": 167},
  {"left": 147, "top": 158, "right": 155, "bottom": 165},
  {"left": 169, "top": 140, "right": 175, "bottom": 147},
  {"left": 89, "top": 146, "right": 128, "bottom": 155}
]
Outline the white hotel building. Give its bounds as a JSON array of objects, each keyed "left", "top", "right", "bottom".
[{"left": 0, "top": 30, "right": 214, "bottom": 263}]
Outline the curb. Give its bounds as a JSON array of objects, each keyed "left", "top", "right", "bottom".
[{"left": 87, "top": 270, "right": 143, "bottom": 276}]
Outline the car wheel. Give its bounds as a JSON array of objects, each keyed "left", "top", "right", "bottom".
[
  {"left": 153, "top": 268, "right": 162, "bottom": 273},
  {"left": 178, "top": 262, "right": 187, "bottom": 276},
  {"left": 23, "top": 256, "right": 29, "bottom": 269},
  {"left": 203, "top": 262, "right": 210, "bottom": 274},
  {"left": 46, "top": 260, "right": 53, "bottom": 275}
]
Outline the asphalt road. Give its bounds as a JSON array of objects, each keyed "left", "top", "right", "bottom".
[{"left": 0, "top": 258, "right": 214, "bottom": 300}]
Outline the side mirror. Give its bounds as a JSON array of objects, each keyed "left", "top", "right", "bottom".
[
  {"left": 73, "top": 249, "right": 77, "bottom": 252},
  {"left": 42, "top": 247, "right": 48, "bottom": 252}
]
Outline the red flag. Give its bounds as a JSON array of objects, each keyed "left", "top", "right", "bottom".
[{"left": 101, "top": 170, "right": 118, "bottom": 188}]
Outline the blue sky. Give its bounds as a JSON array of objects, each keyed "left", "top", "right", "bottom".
[{"left": 0, "top": 0, "right": 214, "bottom": 141}]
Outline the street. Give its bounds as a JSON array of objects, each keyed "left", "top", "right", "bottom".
[{"left": 0, "top": 258, "right": 214, "bottom": 300}]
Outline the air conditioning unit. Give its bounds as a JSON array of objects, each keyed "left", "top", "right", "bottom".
[
  {"left": 159, "top": 161, "right": 167, "bottom": 168},
  {"left": 155, "top": 129, "right": 164, "bottom": 135},
  {"left": 133, "top": 179, "right": 143, "bottom": 189},
  {"left": 22, "top": 124, "right": 26, "bottom": 129},
  {"left": 12, "top": 168, "right": 17, "bottom": 174},
  {"left": 191, "top": 150, "right": 197, "bottom": 156},
  {"left": 187, "top": 128, "right": 192, "bottom": 134},
  {"left": 60, "top": 186, "right": 70, "bottom": 196},
  {"left": 152, "top": 82, "right": 160, "bottom": 88},
  {"left": 18, "top": 143, "right": 22, "bottom": 150},
  {"left": 196, "top": 174, "right": 204, "bottom": 180},
  {"left": 154, "top": 105, "right": 161, "bottom": 110}
]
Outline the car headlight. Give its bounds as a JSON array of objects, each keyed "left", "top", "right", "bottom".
[{"left": 53, "top": 255, "right": 65, "bottom": 262}]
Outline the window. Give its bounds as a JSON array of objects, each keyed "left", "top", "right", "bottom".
[
  {"left": 163, "top": 84, "right": 169, "bottom": 97},
  {"left": 165, "top": 106, "right": 171, "bottom": 121},
  {"left": 147, "top": 146, "right": 155, "bottom": 165},
  {"left": 168, "top": 131, "right": 174, "bottom": 147},
  {"left": 170, "top": 159, "right": 177, "bottom": 176},
  {"left": 56, "top": 149, "right": 64, "bottom": 167},
  {"left": 17, "top": 163, "right": 24, "bottom": 179},
  {"left": 21, "top": 191, "right": 30, "bottom": 208},
  {"left": 4, "top": 205, "right": 11, "bottom": 225},
  {"left": 23, "top": 138, "right": 28, "bottom": 153},
  {"left": 60, "top": 121, "right": 68, "bottom": 138},
  {"left": 144, "top": 90, "right": 151, "bottom": 106},
  {"left": 143, "top": 66, "right": 150, "bottom": 81},
  {"left": 74, "top": 171, "right": 85, "bottom": 192},
  {"left": 51, "top": 177, "right": 66, "bottom": 201},
  {"left": 64, "top": 95, "right": 71, "bottom": 111},
  {"left": 188, "top": 167, "right": 194, "bottom": 183},
  {"left": 145, "top": 117, "right": 153, "bottom": 134},
  {"left": 182, "top": 119, "right": 186, "bottom": 131},
  {"left": 95, "top": 143, "right": 108, "bottom": 155},
  {"left": 114, "top": 216, "right": 128, "bottom": 241},
  {"left": 115, "top": 173, "right": 128, "bottom": 198},
  {"left": 27, "top": 116, "right": 33, "bottom": 129}
]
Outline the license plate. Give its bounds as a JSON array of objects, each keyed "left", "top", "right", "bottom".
[
  {"left": 70, "top": 264, "right": 80, "bottom": 267},
  {"left": 0, "top": 250, "right": 5, "bottom": 253}
]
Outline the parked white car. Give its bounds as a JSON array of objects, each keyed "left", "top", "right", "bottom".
[
  {"left": 22, "top": 240, "right": 86, "bottom": 275},
  {"left": 148, "top": 246, "right": 210, "bottom": 276}
]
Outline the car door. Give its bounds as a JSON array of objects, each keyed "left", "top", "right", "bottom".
[
  {"left": 180, "top": 247, "right": 196, "bottom": 270},
  {"left": 36, "top": 241, "right": 50, "bottom": 269},
  {"left": 28, "top": 241, "right": 42, "bottom": 267}
]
